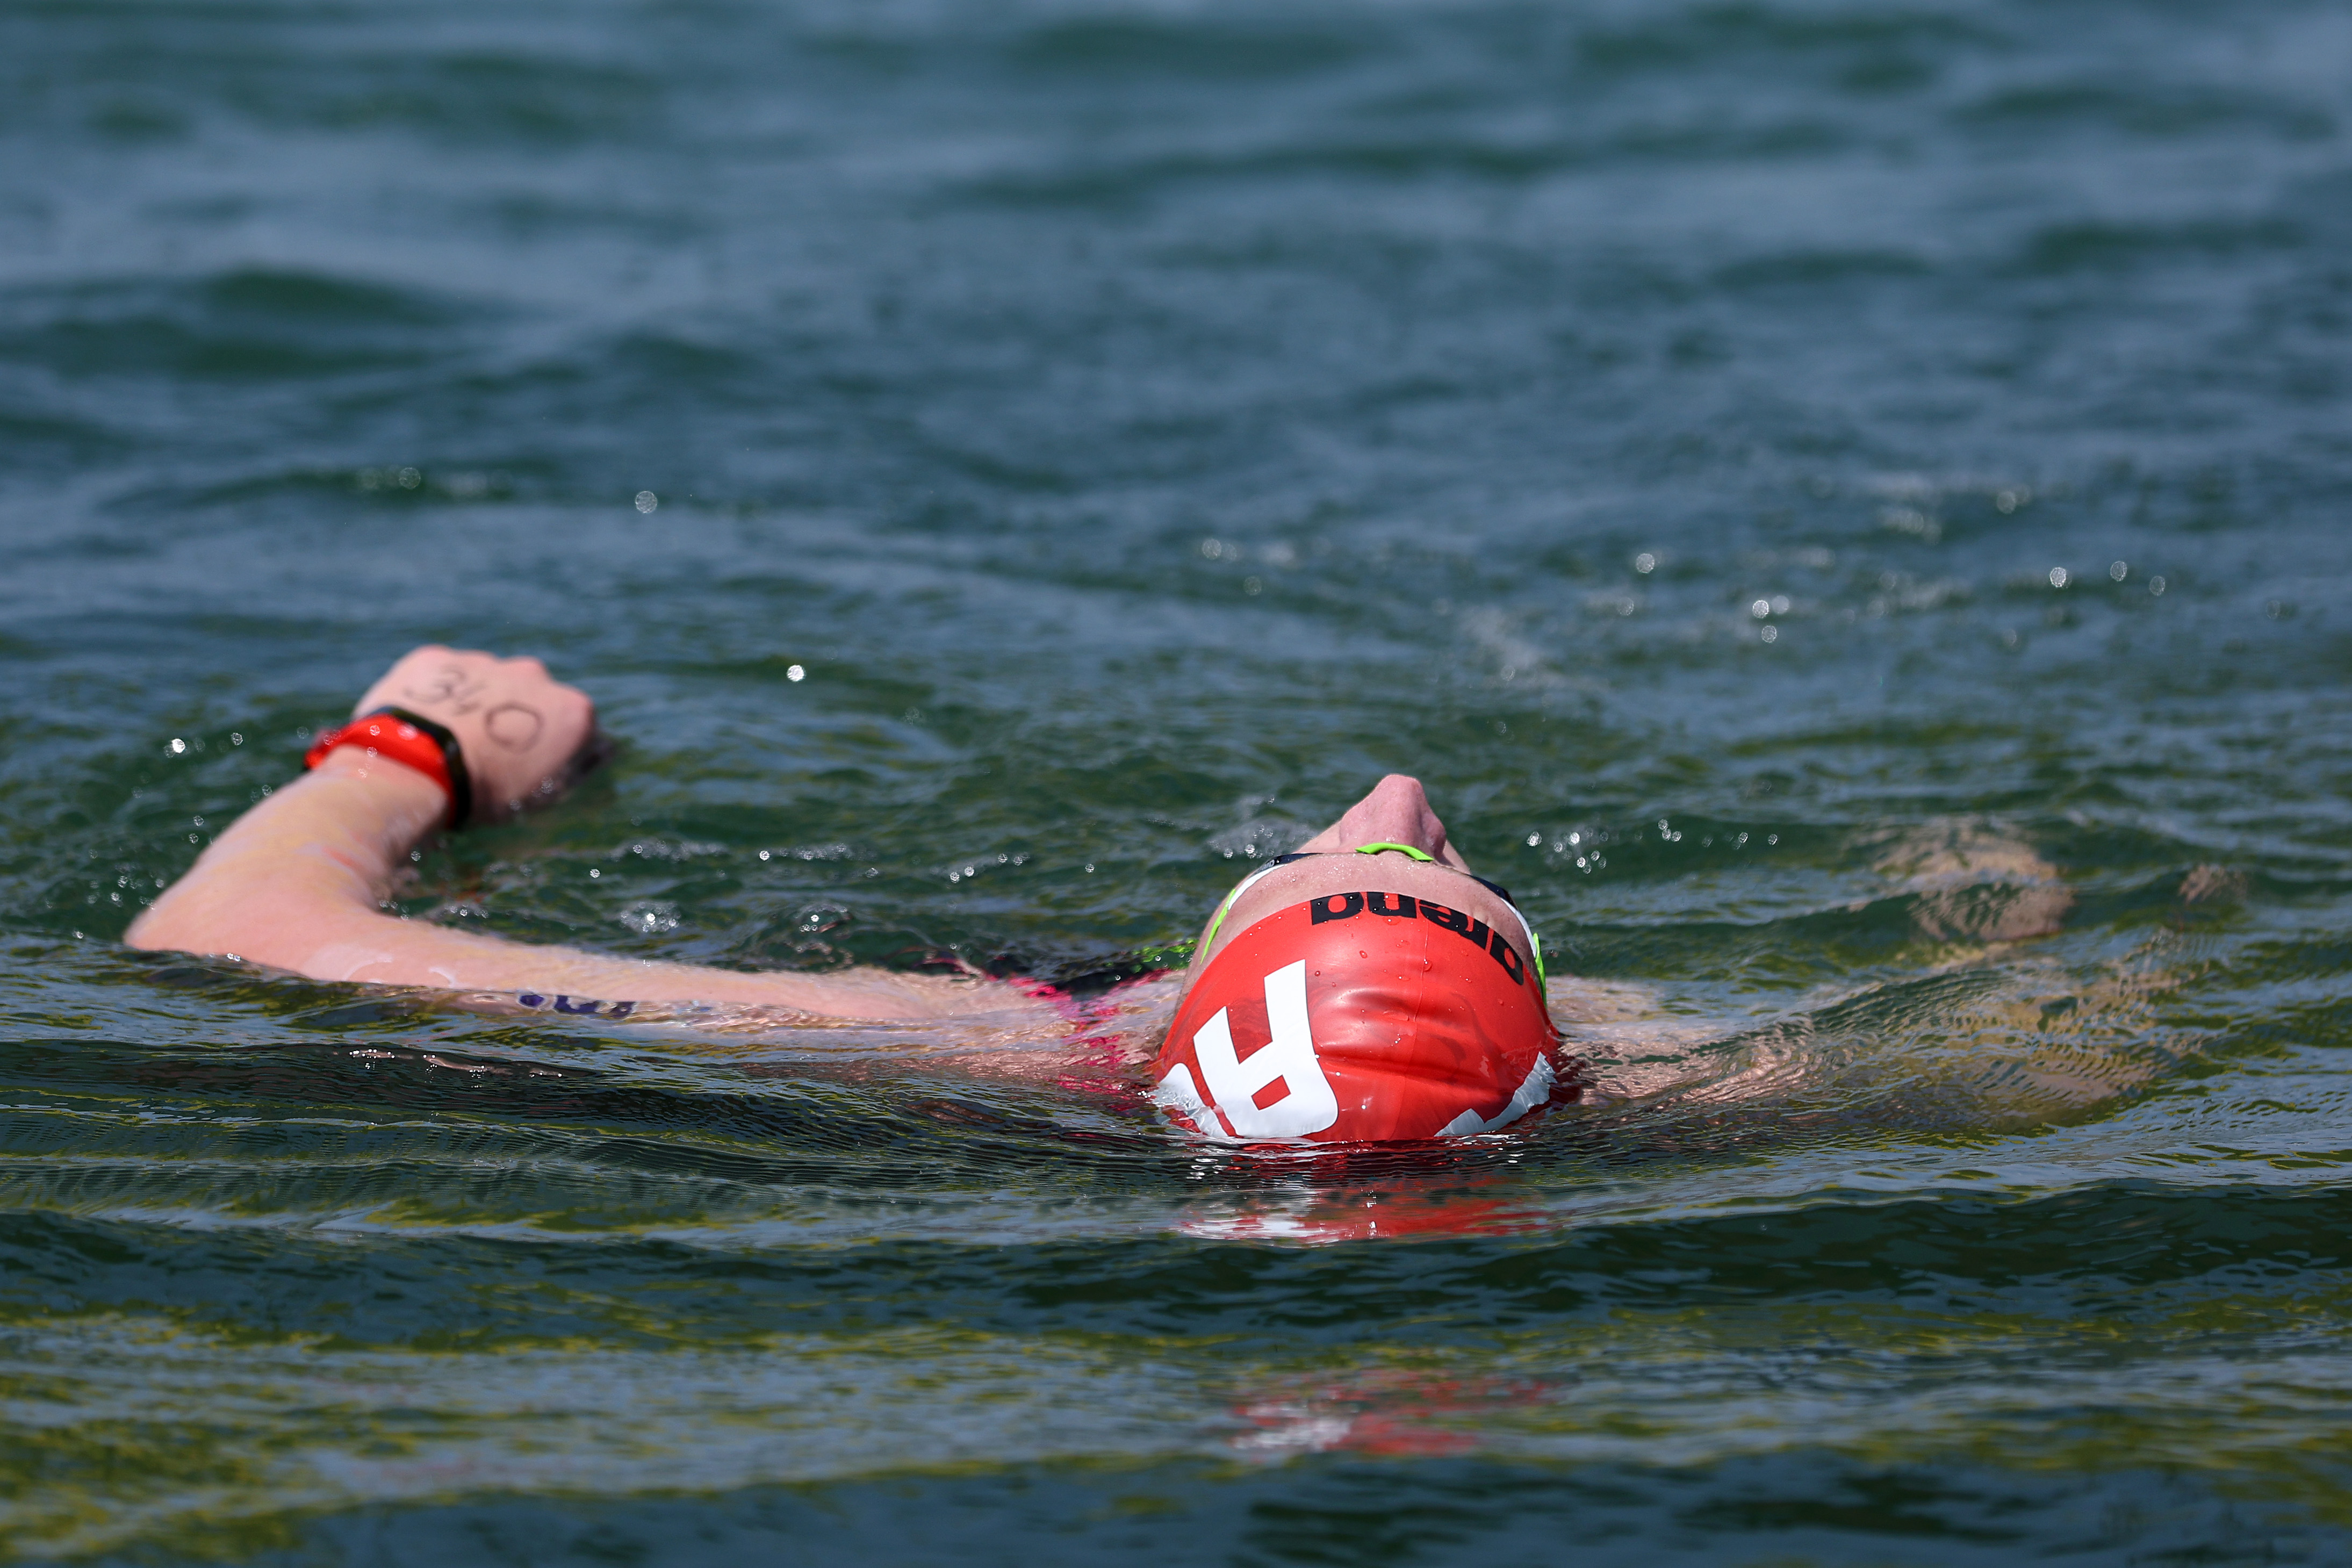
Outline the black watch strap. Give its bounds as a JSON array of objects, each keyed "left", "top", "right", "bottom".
[{"left": 366, "top": 706, "right": 473, "bottom": 830}]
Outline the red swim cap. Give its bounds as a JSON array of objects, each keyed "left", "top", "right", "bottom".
[{"left": 1155, "top": 890, "right": 1561, "bottom": 1143}]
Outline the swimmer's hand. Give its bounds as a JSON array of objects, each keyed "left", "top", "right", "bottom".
[{"left": 353, "top": 645, "right": 600, "bottom": 822}]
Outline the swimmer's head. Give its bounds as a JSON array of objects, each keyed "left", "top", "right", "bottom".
[{"left": 1154, "top": 880, "right": 1559, "bottom": 1144}]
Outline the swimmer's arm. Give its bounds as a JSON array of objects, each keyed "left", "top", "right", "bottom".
[
  {"left": 126, "top": 646, "right": 1045, "bottom": 1024},
  {"left": 126, "top": 751, "right": 1030, "bottom": 1020}
]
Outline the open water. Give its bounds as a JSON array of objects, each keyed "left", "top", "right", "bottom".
[{"left": 5, "top": 0, "right": 2352, "bottom": 1561}]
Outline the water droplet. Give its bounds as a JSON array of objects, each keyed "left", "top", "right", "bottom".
[
  {"left": 2048, "top": 566, "right": 2069, "bottom": 588},
  {"left": 619, "top": 900, "right": 680, "bottom": 935},
  {"left": 1526, "top": 833, "right": 1541, "bottom": 847},
  {"left": 1751, "top": 599, "right": 1770, "bottom": 618},
  {"left": 1760, "top": 624, "right": 1779, "bottom": 643},
  {"left": 168, "top": 738, "right": 185, "bottom": 754},
  {"left": 2109, "top": 560, "right": 2128, "bottom": 581},
  {"left": 787, "top": 664, "right": 805, "bottom": 682},
  {"left": 2149, "top": 576, "right": 2167, "bottom": 596},
  {"left": 1243, "top": 576, "right": 1263, "bottom": 596},
  {"left": 1634, "top": 552, "right": 1656, "bottom": 574},
  {"left": 635, "top": 490, "right": 658, "bottom": 513}
]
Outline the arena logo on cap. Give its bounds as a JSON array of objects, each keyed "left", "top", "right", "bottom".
[
  {"left": 1154, "top": 959, "right": 1336, "bottom": 1140},
  {"left": 1309, "top": 889, "right": 1529, "bottom": 986}
]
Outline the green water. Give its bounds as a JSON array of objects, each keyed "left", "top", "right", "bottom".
[{"left": 5, "top": 0, "right": 2352, "bottom": 1560}]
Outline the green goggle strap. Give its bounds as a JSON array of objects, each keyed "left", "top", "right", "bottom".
[
  {"left": 1196, "top": 865, "right": 1275, "bottom": 957},
  {"left": 1197, "top": 894, "right": 1239, "bottom": 958},
  {"left": 1353, "top": 842, "right": 1435, "bottom": 862}
]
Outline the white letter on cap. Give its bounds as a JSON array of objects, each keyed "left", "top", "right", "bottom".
[
  {"left": 1152, "top": 1062, "right": 1230, "bottom": 1140},
  {"left": 1190, "top": 960, "right": 1339, "bottom": 1138}
]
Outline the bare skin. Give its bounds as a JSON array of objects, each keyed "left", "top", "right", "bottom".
[{"left": 127, "top": 647, "right": 1505, "bottom": 1025}]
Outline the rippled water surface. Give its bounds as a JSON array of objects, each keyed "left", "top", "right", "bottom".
[{"left": 5, "top": 0, "right": 2352, "bottom": 1560}]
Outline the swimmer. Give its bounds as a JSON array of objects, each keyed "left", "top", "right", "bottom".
[{"left": 129, "top": 645, "right": 1564, "bottom": 1143}]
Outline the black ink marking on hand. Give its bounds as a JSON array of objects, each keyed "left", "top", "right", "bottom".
[
  {"left": 405, "top": 665, "right": 488, "bottom": 716},
  {"left": 484, "top": 703, "right": 545, "bottom": 751}
]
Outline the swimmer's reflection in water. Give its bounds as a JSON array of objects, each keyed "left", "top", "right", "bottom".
[{"left": 132, "top": 645, "right": 2127, "bottom": 1149}]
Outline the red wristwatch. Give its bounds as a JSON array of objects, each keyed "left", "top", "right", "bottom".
[{"left": 303, "top": 707, "right": 474, "bottom": 829}]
